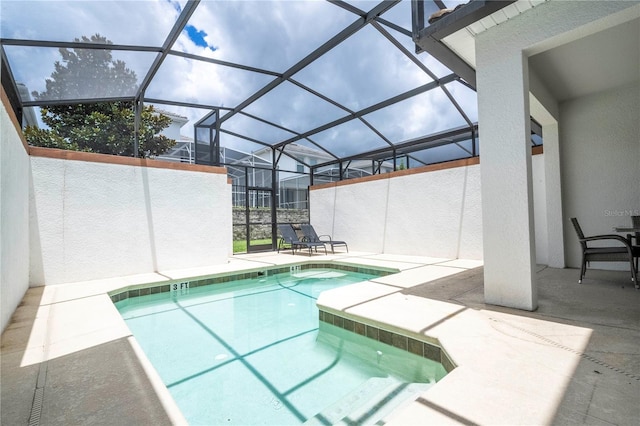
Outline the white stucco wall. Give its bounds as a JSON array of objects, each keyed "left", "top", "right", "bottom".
[
  {"left": 532, "top": 153, "right": 548, "bottom": 266},
  {"left": 29, "top": 155, "right": 232, "bottom": 285},
  {"left": 310, "top": 158, "right": 550, "bottom": 262},
  {"left": 1, "top": 97, "right": 31, "bottom": 333},
  {"left": 311, "top": 177, "right": 391, "bottom": 254},
  {"left": 472, "top": 0, "right": 639, "bottom": 309},
  {"left": 310, "top": 163, "right": 484, "bottom": 259},
  {"left": 385, "top": 165, "right": 484, "bottom": 259},
  {"left": 561, "top": 82, "right": 640, "bottom": 270}
]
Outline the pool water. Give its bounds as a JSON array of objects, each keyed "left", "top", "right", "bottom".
[{"left": 116, "top": 268, "right": 446, "bottom": 425}]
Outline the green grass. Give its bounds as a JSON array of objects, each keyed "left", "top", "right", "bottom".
[{"left": 233, "top": 239, "right": 274, "bottom": 253}]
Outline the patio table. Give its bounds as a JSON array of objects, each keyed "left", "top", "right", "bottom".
[{"left": 614, "top": 226, "right": 640, "bottom": 233}]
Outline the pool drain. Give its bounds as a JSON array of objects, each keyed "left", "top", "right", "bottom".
[
  {"left": 28, "top": 360, "right": 48, "bottom": 426},
  {"left": 489, "top": 317, "right": 640, "bottom": 381}
]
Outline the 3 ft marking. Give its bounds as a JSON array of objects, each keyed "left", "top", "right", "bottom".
[{"left": 171, "top": 282, "right": 190, "bottom": 297}]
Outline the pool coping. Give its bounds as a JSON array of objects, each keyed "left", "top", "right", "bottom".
[
  {"left": 5, "top": 254, "right": 417, "bottom": 426},
  {"left": 8, "top": 253, "right": 631, "bottom": 425},
  {"left": 318, "top": 310, "right": 456, "bottom": 373},
  {"left": 108, "top": 261, "right": 396, "bottom": 304},
  {"left": 109, "top": 260, "right": 456, "bottom": 375}
]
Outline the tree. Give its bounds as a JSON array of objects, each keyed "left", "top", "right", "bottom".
[{"left": 24, "top": 34, "right": 175, "bottom": 158}]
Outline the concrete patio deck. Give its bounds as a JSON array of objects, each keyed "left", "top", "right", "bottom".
[{"left": 1, "top": 252, "right": 638, "bottom": 425}]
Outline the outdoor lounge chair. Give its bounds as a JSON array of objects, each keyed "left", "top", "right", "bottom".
[
  {"left": 571, "top": 218, "right": 639, "bottom": 288},
  {"left": 300, "top": 224, "right": 348, "bottom": 254},
  {"left": 277, "top": 224, "right": 326, "bottom": 256}
]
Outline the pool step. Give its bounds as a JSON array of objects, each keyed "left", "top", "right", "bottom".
[{"left": 304, "top": 377, "right": 431, "bottom": 425}]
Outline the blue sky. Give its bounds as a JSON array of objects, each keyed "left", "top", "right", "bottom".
[{"left": 185, "top": 25, "right": 215, "bottom": 50}]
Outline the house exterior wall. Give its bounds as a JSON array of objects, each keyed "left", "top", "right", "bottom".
[
  {"left": 561, "top": 82, "right": 640, "bottom": 270},
  {"left": 255, "top": 148, "right": 315, "bottom": 175},
  {"left": 472, "top": 0, "right": 639, "bottom": 309},
  {"left": 1, "top": 90, "right": 31, "bottom": 333},
  {"left": 160, "top": 112, "right": 188, "bottom": 141},
  {"left": 29, "top": 150, "right": 232, "bottom": 285}
]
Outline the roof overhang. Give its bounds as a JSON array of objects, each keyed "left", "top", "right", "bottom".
[
  {"left": 418, "top": 0, "right": 517, "bottom": 41},
  {"left": 413, "top": 0, "right": 546, "bottom": 88}
]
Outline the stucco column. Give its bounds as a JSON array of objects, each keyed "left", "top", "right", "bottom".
[
  {"left": 542, "top": 123, "right": 565, "bottom": 268},
  {"left": 477, "top": 48, "right": 538, "bottom": 311}
]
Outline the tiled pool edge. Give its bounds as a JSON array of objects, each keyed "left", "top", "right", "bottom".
[
  {"left": 319, "top": 310, "right": 456, "bottom": 373},
  {"left": 109, "top": 261, "right": 394, "bottom": 303},
  {"left": 108, "top": 259, "right": 456, "bottom": 373}
]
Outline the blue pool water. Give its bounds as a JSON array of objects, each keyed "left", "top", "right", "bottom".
[{"left": 116, "top": 268, "right": 446, "bottom": 425}]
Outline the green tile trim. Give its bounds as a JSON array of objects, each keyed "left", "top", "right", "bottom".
[
  {"left": 319, "top": 310, "right": 455, "bottom": 372},
  {"left": 110, "top": 262, "right": 393, "bottom": 304}
]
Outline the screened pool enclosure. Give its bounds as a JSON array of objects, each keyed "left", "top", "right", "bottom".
[{"left": 1, "top": 0, "right": 541, "bottom": 252}]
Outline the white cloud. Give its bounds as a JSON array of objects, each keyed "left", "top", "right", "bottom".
[
  {"left": 0, "top": 0, "right": 179, "bottom": 46},
  {"left": 185, "top": 0, "right": 353, "bottom": 72},
  {"left": 1, "top": 0, "right": 179, "bottom": 99},
  {"left": 1, "top": 0, "right": 478, "bottom": 160}
]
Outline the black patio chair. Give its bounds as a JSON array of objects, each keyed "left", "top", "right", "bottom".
[
  {"left": 571, "top": 218, "right": 639, "bottom": 288},
  {"left": 300, "top": 224, "right": 348, "bottom": 254},
  {"left": 277, "top": 224, "right": 326, "bottom": 256}
]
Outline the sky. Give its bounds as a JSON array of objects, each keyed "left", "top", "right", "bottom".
[{"left": 1, "top": 0, "right": 478, "bottom": 160}]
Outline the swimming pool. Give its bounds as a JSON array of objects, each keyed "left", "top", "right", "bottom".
[{"left": 115, "top": 267, "right": 447, "bottom": 425}]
